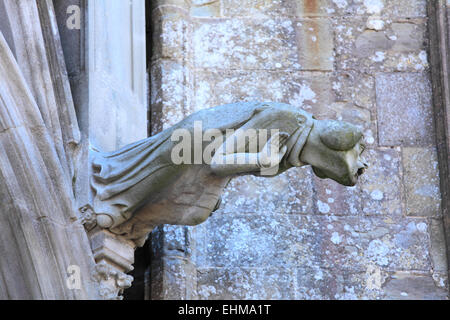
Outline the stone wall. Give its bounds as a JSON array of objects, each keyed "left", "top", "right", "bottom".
[{"left": 148, "top": 0, "right": 449, "bottom": 299}]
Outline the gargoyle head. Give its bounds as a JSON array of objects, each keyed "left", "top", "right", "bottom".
[{"left": 300, "top": 119, "right": 368, "bottom": 186}]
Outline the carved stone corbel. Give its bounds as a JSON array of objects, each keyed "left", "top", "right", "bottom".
[
  {"left": 88, "top": 228, "right": 136, "bottom": 299},
  {"left": 92, "top": 260, "right": 133, "bottom": 300}
]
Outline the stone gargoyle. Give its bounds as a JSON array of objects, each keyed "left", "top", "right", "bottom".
[{"left": 88, "top": 102, "right": 368, "bottom": 246}]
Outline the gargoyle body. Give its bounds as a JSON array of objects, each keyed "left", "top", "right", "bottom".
[{"left": 90, "top": 102, "right": 367, "bottom": 246}]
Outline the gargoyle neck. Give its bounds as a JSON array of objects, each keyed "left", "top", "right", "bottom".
[{"left": 284, "top": 117, "right": 314, "bottom": 168}]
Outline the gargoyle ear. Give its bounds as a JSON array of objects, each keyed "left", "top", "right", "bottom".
[{"left": 319, "top": 120, "right": 362, "bottom": 151}]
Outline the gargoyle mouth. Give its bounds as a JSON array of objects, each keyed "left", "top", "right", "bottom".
[{"left": 356, "top": 167, "right": 366, "bottom": 177}]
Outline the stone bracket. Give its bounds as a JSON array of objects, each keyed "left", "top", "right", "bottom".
[{"left": 88, "top": 228, "right": 136, "bottom": 299}]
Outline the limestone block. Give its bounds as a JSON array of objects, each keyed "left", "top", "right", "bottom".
[
  {"left": 381, "top": 272, "right": 448, "bottom": 300},
  {"left": 150, "top": 60, "right": 194, "bottom": 133},
  {"left": 376, "top": 73, "right": 434, "bottom": 147},
  {"left": 332, "top": 71, "right": 375, "bottom": 110},
  {"left": 318, "top": 216, "right": 365, "bottom": 271},
  {"left": 334, "top": 270, "right": 387, "bottom": 299},
  {"left": 359, "top": 148, "right": 403, "bottom": 217},
  {"left": 384, "top": 0, "right": 427, "bottom": 18},
  {"left": 151, "top": 225, "right": 192, "bottom": 260},
  {"left": 192, "top": 214, "right": 323, "bottom": 269},
  {"left": 313, "top": 176, "right": 362, "bottom": 216},
  {"left": 89, "top": 228, "right": 135, "bottom": 273},
  {"left": 359, "top": 218, "right": 431, "bottom": 271},
  {"left": 190, "top": 0, "right": 221, "bottom": 17},
  {"left": 296, "top": 267, "right": 345, "bottom": 299},
  {"left": 296, "top": 19, "right": 334, "bottom": 71},
  {"left": 219, "top": 167, "right": 314, "bottom": 215},
  {"left": 197, "top": 267, "right": 296, "bottom": 299},
  {"left": 152, "top": 7, "right": 192, "bottom": 62},
  {"left": 330, "top": 0, "right": 384, "bottom": 16},
  {"left": 88, "top": 229, "right": 135, "bottom": 300},
  {"left": 430, "top": 219, "right": 449, "bottom": 274},
  {"left": 339, "top": 270, "right": 446, "bottom": 300},
  {"left": 402, "top": 148, "right": 441, "bottom": 217},
  {"left": 330, "top": 0, "right": 427, "bottom": 18},
  {"left": 334, "top": 17, "right": 428, "bottom": 72},
  {"left": 193, "top": 18, "right": 300, "bottom": 70},
  {"left": 150, "top": 255, "right": 197, "bottom": 300},
  {"left": 221, "top": 0, "right": 332, "bottom": 18},
  {"left": 194, "top": 70, "right": 332, "bottom": 112},
  {"left": 311, "top": 101, "right": 373, "bottom": 138},
  {"left": 151, "top": 0, "right": 192, "bottom": 11},
  {"left": 390, "top": 23, "right": 425, "bottom": 52}
]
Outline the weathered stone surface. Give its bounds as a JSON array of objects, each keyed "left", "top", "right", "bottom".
[
  {"left": 221, "top": 0, "right": 331, "bottom": 18},
  {"left": 331, "top": 0, "right": 427, "bottom": 18},
  {"left": 0, "top": 22, "right": 98, "bottom": 299},
  {"left": 150, "top": 60, "right": 194, "bottom": 132},
  {"left": 384, "top": 0, "right": 427, "bottom": 18},
  {"left": 197, "top": 267, "right": 296, "bottom": 299},
  {"left": 376, "top": 72, "right": 434, "bottom": 147},
  {"left": 194, "top": 70, "right": 332, "bottom": 112},
  {"left": 296, "top": 267, "right": 347, "bottom": 299},
  {"left": 334, "top": 17, "right": 428, "bottom": 72},
  {"left": 150, "top": 225, "right": 197, "bottom": 300},
  {"left": 314, "top": 177, "right": 362, "bottom": 216},
  {"left": 193, "top": 214, "right": 367, "bottom": 273},
  {"left": 359, "top": 148, "right": 403, "bottom": 217},
  {"left": 193, "top": 18, "right": 300, "bottom": 70},
  {"left": 390, "top": 23, "right": 425, "bottom": 52},
  {"left": 152, "top": 8, "right": 192, "bottom": 62},
  {"left": 295, "top": 18, "right": 334, "bottom": 71},
  {"left": 332, "top": 71, "right": 375, "bottom": 110},
  {"left": 151, "top": 0, "right": 191, "bottom": 11},
  {"left": 145, "top": 0, "right": 449, "bottom": 301},
  {"left": 341, "top": 270, "right": 448, "bottom": 300},
  {"left": 430, "top": 219, "right": 449, "bottom": 274},
  {"left": 151, "top": 255, "right": 198, "bottom": 300},
  {"left": 220, "top": 0, "right": 427, "bottom": 19},
  {"left": 220, "top": 167, "right": 315, "bottom": 215},
  {"left": 403, "top": 147, "right": 441, "bottom": 217},
  {"left": 192, "top": 214, "right": 323, "bottom": 269},
  {"left": 190, "top": 0, "right": 221, "bottom": 17},
  {"left": 318, "top": 216, "right": 364, "bottom": 270},
  {"left": 359, "top": 218, "right": 432, "bottom": 271},
  {"left": 428, "top": 0, "right": 450, "bottom": 293},
  {"left": 381, "top": 272, "right": 448, "bottom": 300},
  {"left": 151, "top": 225, "right": 193, "bottom": 260}
]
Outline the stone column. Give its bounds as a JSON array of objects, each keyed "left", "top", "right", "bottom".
[{"left": 149, "top": 0, "right": 198, "bottom": 300}]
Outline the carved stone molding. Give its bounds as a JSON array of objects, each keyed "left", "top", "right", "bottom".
[
  {"left": 88, "top": 228, "right": 136, "bottom": 299},
  {"left": 92, "top": 260, "right": 133, "bottom": 300}
]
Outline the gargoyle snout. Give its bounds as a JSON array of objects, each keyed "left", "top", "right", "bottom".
[{"left": 356, "top": 161, "right": 368, "bottom": 177}]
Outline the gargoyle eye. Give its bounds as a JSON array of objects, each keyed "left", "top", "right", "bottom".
[{"left": 319, "top": 120, "right": 362, "bottom": 151}]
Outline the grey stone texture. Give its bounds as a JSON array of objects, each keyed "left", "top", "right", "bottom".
[
  {"left": 376, "top": 73, "right": 435, "bottom": 147},
  {"left": 428, "top": 0, "right": 450, "bottom": 282},
  {"left": 148, "top": 0, "right": 449, "bottom": 300}
]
